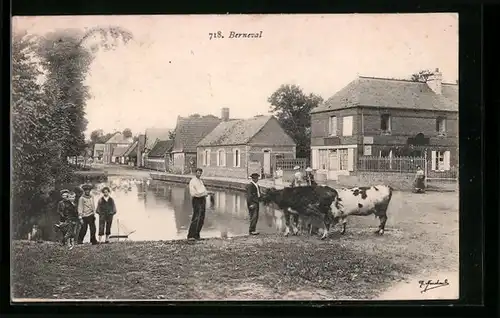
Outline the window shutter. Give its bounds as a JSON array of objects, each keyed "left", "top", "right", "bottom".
[
  {"left": 347, "top": 148, "right": 354, "bottom": 171},
  {"left": 444, "top": 151, "right": 451, "bottom": 170},
  {"left": 223, "top": 150, "right": 226, "bottom": 166},
  {"left": 431, "top": 151, "right": 436, "bottom": 171},
  {"left": 207, "top": 150, "right": 211, "bottom": 166}
]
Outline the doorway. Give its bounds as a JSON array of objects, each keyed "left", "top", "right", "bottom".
[{"left": 263, "top": 150, "right": 271, "bottom": 175}]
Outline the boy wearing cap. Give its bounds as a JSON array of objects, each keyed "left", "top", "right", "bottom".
[
  {"left": 77, "top": 184, "right": 98, "bottom": 245},
  {"left": 64, "top": 191, "right": 81, "bottom": 249},
  {"left": 96, "top": 187, "right": 117, "bottom": 243},
  {"left": 246, "top": 173, "right": 261, "bottom": 235},
  {"left": 54, "top": 189, "right": 70, "bottom": 245}
]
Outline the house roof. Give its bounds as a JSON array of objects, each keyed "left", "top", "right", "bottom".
[
  {"left": 172, "top": 116, "right": 222, "bottom": 153},
  {"left": 123, "top": 141, "right": 138, "bottom": 158},
  {"left": 112, "top": 145, "right": 131, "bottom": 157},
  {"left": 145, "top": 128, "right": 173, "bottom": 151},
  {"left": 311, "top": 76, "right": 458, "bottom": 114},
  {"left": 148, "top": 140, "right": 174, "bottom": 157},
  {"left": 197, "top": 115, "right": 274, "bottom": 147},
  {"left": 105, "top": 132, "right": 133, "bottom": 144},
  {"left": 137, "top": 134, "right": 146, "bottom": 153}
]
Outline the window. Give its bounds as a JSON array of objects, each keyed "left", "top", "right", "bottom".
[
  {"left": 339, "top": 149, "right": 348, "bottom": 170},
  {"left": 431, "top": 150, "right": 450, "bottom": 171},
  {"left": 329, "top": 116, "right": 337, "bottom": 136},
  {"left": 234, "top": 195, "right": 240, "bottom": 212},
  {"left": 217, "top": 149, "right": 226, "bottom": 167},
  {"left": 363, "top": 145, "right": 372, "bottom": 156},
  {"left": 233, "top": 148, "right": 241, "bottom": 167},
  {"left": 380, "top": 114, "right": 391, "bottom": 133},
  {"left": 204, "top": 149, "right": 210, "bottom": 166},
  {"left": 436, "top": 117, "right": 446, "bottom": 135},
  {"left": 342, "top": 116, "right": 353, "bottom": 136},
  {"left": 318, "top": 149, "right": 328, "bottom": 170}
]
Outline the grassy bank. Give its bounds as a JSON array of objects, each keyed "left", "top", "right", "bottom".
[
  {"left": 12, "top": 191, "right": 459, "bottom": 301},
  {"left": 13, "top": 235, "right": 414, "bottom": 300}
]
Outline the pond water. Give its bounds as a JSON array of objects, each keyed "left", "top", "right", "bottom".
[{"left": 76, "top": 175, "right": 286, "bottom": 242}]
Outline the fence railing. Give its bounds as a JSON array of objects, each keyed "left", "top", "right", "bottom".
[
  {"left": 358, "top": 156, "right": 425, "bottom": 173},
  {"left": 275, "top": 158, "right": 308, "bottom": 171}
]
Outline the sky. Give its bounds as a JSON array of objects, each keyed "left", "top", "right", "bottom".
[{"left": 13, "top": 13, "right": 458, "bottom": 138}]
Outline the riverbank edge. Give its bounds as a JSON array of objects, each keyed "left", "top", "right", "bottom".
[{"left": 149, "top": 172, "right": 455, "bottom": 193}]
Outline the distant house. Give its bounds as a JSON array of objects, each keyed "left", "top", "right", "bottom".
[
  {"left": 112, "top": 144, "right": 132, "bottom": 164},
  {"left": 310, "top": 68, "right": 458, "bottom": 180},
  {"left": 197, "top": 115, "right": 296, "bottom": 179},
  {"left": 103, "top": 132, "right": 133, "bottom": 164},
  {"left": 138, "top": 128, "right": 172, "bottom": 168},
  {"left": 171, "top": 113, "right": 223, "bottom": 174},
  {"left": 123, "top": 141, "right": 138, "bottom": 166},
  {"left": 144, "top": 139, "right": 174, "bottom": 171},
  {"left": 93, "top": 143, "right": 105, "bottom": 161}
]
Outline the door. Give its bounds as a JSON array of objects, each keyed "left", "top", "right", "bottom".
[
  {"left": 327, "top": 149, "right": 339, "bottom": 180},
  {"left": 263, "top": 150, "right": 271, "bottom": 175}
]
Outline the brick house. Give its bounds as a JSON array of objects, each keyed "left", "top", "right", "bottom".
[
  {"left": 170, "top": 113, "right": 223, "bottom": 174},
  {"left": 197, "top": 115, "right": 296, "bottom": 179},
  {"left": 144, "top": 139, "right": 174, "bottom": 171},
  {"left": 139, "top": 128, "right": 173, "bottom": 168},
  {"left": 103, "top": 132, "right": 133, "bottom": 164},
  {"left": 310, "top": 68, "right": 458, "bottom": 180}
]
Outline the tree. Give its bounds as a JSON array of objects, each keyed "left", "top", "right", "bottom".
[
  {"left": 11, "top": 26, "right": 133, "bottom": 239},
  {"left": 90, "top": 129, "right": 104, "bottom": 143},
  {"left": 268, "top": 84, "right": 323, "bottom": 158},
  {"left": 189, "top": 113, "right": 201, "bottom": 118},
  {"left": 122, "top": 128, "right": 133, "bottom": 138},
  {"left": 410, "top": 69, "right": 433, "bottom": 82}
]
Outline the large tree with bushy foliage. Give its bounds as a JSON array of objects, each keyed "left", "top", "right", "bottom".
[
  {"left": 11, "top": 26, "right": 132, "bottom": 239},
  {"left": 268, "top": 84, "right": 323, "bottom": 158}
]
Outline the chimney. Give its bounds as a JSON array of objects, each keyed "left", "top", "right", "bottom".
[
  {"left": 221, "top": 107, "right": 230, "bottom": 122},
  {"left": 426, "top": 68, "right": 443, "bottom": 95}
]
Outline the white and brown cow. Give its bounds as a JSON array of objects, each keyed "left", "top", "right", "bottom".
[{"left": 330, "top": 185, "right": 393, "bottom": 235}]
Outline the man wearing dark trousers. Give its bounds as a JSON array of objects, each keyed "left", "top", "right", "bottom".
[
  {"left": 187, "top": 168, "right": 208, "bottom": 241},
  {"left": 77, "top": 184, "right": 98, "bottom": 245},
  {"left": 246, "top": 173, "right": 261, "bottom": 235}
]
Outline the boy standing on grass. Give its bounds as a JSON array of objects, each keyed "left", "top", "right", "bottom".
[
  {"left": 63, "top": 191, "right": 81, "bottom": 250},
  {"left": 96, "top": 187, "right": 117, "bottom": 243},
  {"left": 55, "top": 189, "right": 70, "bottom": 245},
  {"left": 77, "top": 184, "right": 98, "bottom": 245}
]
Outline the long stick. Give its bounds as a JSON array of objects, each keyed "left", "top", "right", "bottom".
[{"left": 117, "top": 218, "right": 120, "bottom": 242}]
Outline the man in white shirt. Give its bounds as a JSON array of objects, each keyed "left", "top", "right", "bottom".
[
  {"left": 246, "top": 173, "right": 261, "bottom": 235},
  {"left": 187, "top": 168, "right": 208, "bottom": 241}
]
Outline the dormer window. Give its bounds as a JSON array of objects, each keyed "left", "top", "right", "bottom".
[
  {"left": 436, "top": 117, "right": 446, "bottom": 136},
  {"left": 380, "top": 114, "right": 391, "bottom": 134}
]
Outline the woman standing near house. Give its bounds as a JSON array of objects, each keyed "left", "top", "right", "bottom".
[
  {"left": 96, "top": 187, "right": 117, "bottom": 243},
  {"left": 414, "top": 166, "right": 426, "bottom": 193}
]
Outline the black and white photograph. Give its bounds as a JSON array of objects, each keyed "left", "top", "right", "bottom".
[{"left": 11, "top": 13, "right": 459, "bottom": 301}]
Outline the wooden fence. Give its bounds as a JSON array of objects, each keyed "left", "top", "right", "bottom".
[{"left": 358, "top": 156, "right": 425, "bottom": 173}]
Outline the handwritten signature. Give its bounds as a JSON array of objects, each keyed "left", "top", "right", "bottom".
[{"left": 418, "top": 279, "right": 450, "bottom": 293}]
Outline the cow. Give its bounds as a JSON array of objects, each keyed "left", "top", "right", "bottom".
[
  {"left": 260, "top": 185, "right": 339, "bottom": 240},
  {"left": 330, "top": 185, "right": 393, "bottom": 235}
]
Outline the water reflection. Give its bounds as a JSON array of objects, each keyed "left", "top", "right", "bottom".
[{"left": 78, "top": 176, "right": 287, "bottom": 242}]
